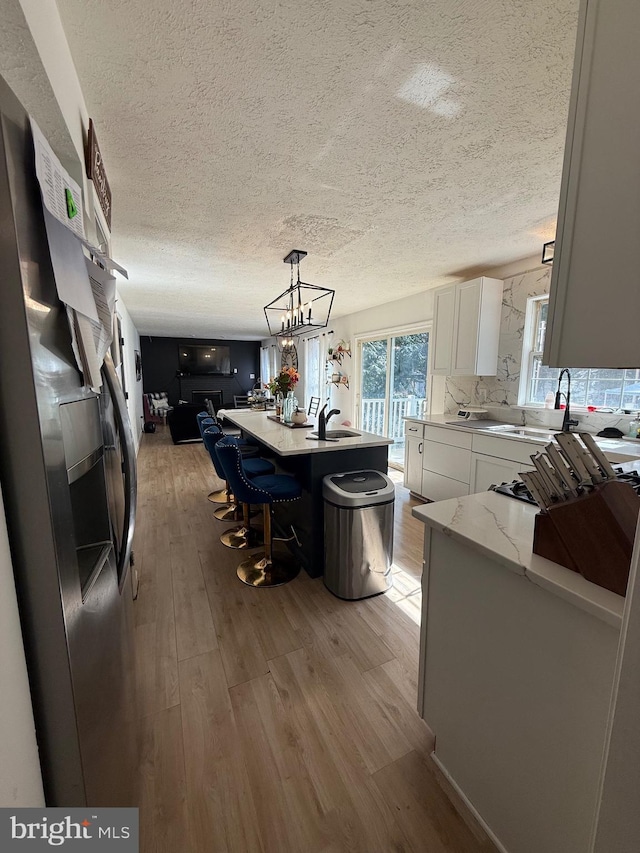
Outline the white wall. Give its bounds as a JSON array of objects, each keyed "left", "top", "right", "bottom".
[
  {"left": 117, "top": 294, "right": 144, "bottom": 451},
  {"left": 0, "top": 484, "right": 45, "bottom": 806}
]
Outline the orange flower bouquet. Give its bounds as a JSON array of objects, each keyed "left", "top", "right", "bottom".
[{"left": 265, "top": 367, "right": 300, "bottom": 396}]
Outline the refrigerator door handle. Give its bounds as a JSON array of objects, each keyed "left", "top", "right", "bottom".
[{"left": 102, "top": 353, "right": 137, "bottom": 585}]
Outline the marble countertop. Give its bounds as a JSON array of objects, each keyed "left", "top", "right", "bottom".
[
  {"left": 405, "top": 414, "right": 640, "bottom": 461},
  {"left": 219, "top": 409, "right": 393, "bottom": 457},
  {"left": 412, "top": 491, "right": 625, "bottom": 628}
]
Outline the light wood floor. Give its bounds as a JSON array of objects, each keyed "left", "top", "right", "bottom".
[{"left": 133, "top": 429, "right": 496, "bottom": 852}]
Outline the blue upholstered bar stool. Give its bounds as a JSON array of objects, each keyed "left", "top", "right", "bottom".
[
  {"left": 199, "top": 416, "right": 258, "bottom": 504},
  {"left": 203, "top": 428, "right": 274, "bottom": 546},
  {"left": 215, "top": 438, "right": 302, "bottom": 587}
]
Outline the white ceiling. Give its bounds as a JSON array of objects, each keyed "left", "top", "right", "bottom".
[{"left": 55, "top": 0, "right": 578, "bottom": 340}]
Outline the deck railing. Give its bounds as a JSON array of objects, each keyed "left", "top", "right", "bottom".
[{"left": 361, "top": 396, "right": 426, "bottom": 442}]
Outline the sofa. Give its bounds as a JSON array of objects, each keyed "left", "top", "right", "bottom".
[{"left": 166, "top": 404, "right": 203, "bottom": 444}]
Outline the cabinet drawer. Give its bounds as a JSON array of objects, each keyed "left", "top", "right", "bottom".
[
  {"left": 423, "top": 424, "right": 473, "bottom": 449},
  {"left": 421, "top": 469, "right": 470, "bottom": 502},
  {"left": 472, "top": 434, "right": 537, "bottom": 465},
  {"left": 423, "top": 440, "right": 471, "bottom": 484},
  {"left": 404, "top": 421, "right": 425, "bottom": 439}
]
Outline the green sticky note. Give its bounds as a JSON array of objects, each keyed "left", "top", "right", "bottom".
[{"left": 65, "top": 188, "right": 78, "bottom": 219}]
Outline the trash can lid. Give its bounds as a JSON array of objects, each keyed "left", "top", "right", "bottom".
[
  {"left": 329, "top": 471, "right": 388, "bottom": 493},
  {"left": 322, "top": 470, "right": 395, "bottom": 507}
]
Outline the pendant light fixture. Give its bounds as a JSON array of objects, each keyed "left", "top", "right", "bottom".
[{"left": 264, "top": 250, "right": 334, "bottom": 342}]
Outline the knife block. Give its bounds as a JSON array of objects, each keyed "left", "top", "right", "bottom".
[{"left": 533, "top": 480, "right": 640, "bottom": 596}]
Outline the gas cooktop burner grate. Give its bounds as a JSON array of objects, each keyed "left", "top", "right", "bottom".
[
  {"left": 490, "top": 481, "right": 536, "bottom": 503},
  {"left": 490, "top": 468, "right": 640, "bottom": 505}
]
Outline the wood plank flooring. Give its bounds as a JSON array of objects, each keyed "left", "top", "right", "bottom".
[{"left": 133, "top": 428, "right": 496, "bottom": 852}]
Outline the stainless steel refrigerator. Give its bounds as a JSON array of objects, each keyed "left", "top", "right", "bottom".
[{"left": 0, "top": 76, "right": 138, "bottom": 806}]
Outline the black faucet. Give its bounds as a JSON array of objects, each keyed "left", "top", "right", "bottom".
[
  {"left": 554, "top": 369, "right": 579, "bottom": 432},
  {"left": 317, "top": 405, "right": 341, "bottom": 440}
]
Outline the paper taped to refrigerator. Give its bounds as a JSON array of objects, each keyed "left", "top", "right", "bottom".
[
  {"left": 43, "top": 208, "right": 99, "bottom": 322},
  {"left": 30, "top": 118, "right": 85, "bottom": 240}
]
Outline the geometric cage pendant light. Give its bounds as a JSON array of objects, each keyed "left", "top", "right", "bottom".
[{"left": 264, "top": 249, "right": 334, "bottom": 341}]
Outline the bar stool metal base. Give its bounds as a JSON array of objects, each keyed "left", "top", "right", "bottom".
[
  {"left": 236, "top": 552, "right": 300, "bottom": 587},
  {"left": 208, "top": 487, "right": 232, "bottom": 504},
  {"left": 213, "top": 503, "right": 242, "bottom": 522},
  {"left": 235, "top": 504, "right": 299, "bottom": 587},
  {"left": 221, "top": 526, "right": 264, "bottom": 550}
]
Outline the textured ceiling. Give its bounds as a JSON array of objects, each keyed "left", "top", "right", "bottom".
[{"left": 55, "top": 0, "right": 578, "bottom": 339}]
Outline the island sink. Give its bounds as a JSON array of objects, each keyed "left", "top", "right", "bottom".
[{"left": 310, "top": 429, "right": 361, "bottom": 439}]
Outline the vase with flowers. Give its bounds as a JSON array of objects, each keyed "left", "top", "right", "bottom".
[{"left": 265, "top": 368, "right": 300, "bottom": 419}]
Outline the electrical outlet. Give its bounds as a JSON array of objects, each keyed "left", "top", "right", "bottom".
[
  {"left": 233, "top": 368, "right": 238, "bottom": 374},
  {"left": 250, "top": 373, "right": 255, "bottom": 379},
  {"left": 478, "top": 388, "right": 487, "bottom": 403}
]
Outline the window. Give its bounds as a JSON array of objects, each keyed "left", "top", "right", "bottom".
[
  {"left": 259, "top": 346, "right": 270, "bottom": 386},
  {"left": 521, "top": 297, "right": 640, "bottom": 409},
  {"left": 303, "top": 336, "right": 322, "bottom": 406},
  {"left": 358, "top": 329, "right": 429, "bottom": 468}
]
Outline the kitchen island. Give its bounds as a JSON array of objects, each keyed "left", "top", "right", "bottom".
[
  {"left": 220, "top": 410, "right": 392, "bottom": 577},
  {"left": 412, "top": 490, "right": 624, "bottom": 853}
]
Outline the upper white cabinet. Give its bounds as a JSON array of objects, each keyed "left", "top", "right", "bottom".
[
  {"left": 544, "top": 0, "right": 640, "bottom": 368},
  {"left": 431, "top": 277, "right": 503, "bottom": 376}
]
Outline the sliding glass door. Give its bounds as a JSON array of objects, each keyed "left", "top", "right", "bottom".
[{"left": 359, "top": 331, "right": 429, "bottom": 468}]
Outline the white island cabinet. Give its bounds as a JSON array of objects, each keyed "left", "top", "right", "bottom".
[
  {"left": 413, "top": 492, "right": 623, "bottom": 853},
  {"left": 545, "top": 0, "right": 640, "bottom": 368},
  {"left": 431, "top": 277, "right": 503, "bottom": 376}
]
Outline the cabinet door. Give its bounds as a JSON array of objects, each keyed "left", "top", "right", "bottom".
[
  {"left": 470, "top": 454, "right": 520, "bottom": 494},
  {"left": 423, "top": 440, "right": 471, "bottom": 484},
  {"left": 470, "top": 453, "right": 536, "bottom": 493},
  {"left": 404, "top": 435, "right": 423, "bottom": 494},
  {"left": 451, "top": 279, "right": 481, "bottom": 375},
  {"left": 431, "top": 285, "right": 456, "bottom": 375},
  {"left": 421, "top": 469, "right": 469, "bottom": 502},
  {"left": 544, "top": 0, "right": 640, "bottom": 368}
]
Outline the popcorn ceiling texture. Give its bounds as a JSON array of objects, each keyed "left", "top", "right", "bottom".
[
  {"left": 55, "top": 0, "right": 578, "bottom": 338},
  {"left": 0, "top": 1, "right": 78, "bottom": 177}
]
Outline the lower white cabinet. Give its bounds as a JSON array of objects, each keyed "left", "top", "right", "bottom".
[
  {"left": 404, "top": 434, "right": 424, "bottom": 494},
  {"left": 418, "top": 425, "right": 473, "bottom": 501},
  {"left": 404, "top": 420, "right": 536, "bottom": 501},
  {"left": 471, "top": 454, "right": 522, "bottom": 493},
  {"left": 421, "top": 469, "right": 469, "bottom": 502}
]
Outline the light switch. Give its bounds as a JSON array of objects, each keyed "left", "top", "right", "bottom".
[
  {"left": 233, "top": 368, "right": 238, "bottom": 374},
  {"left": 250, "top": 373, "right": 255, "bottom": 379}
]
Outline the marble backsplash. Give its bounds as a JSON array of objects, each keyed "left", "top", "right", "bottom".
[{"left": 443, "top": 266, "right": 633, "bottom": 436}]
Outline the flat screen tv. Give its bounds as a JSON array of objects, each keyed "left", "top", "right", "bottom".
[{"left": 178, "top": 344, "right": 231, "bottom": 375}]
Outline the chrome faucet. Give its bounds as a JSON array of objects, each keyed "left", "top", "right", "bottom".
[
  {"left": 317, "top": 404, "right": 341, "bottom": 440},
  {"left": 554, "top": 369, "right": 579, "bottom": 432}
]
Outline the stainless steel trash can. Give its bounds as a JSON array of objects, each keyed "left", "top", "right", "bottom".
[{"left": 322, "top": 470, "right": 395, "bottom": 600}]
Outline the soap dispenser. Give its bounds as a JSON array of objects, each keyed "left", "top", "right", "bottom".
[{"left": 628, "top": 414, "right": 640, "bottom": 439}]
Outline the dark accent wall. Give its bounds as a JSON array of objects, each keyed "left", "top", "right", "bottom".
[{"left": 140, "top": 337, "right": 260, "bottom": 407}]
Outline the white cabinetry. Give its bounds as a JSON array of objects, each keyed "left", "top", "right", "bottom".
[
  {"left": 404, "top": 421, "right": 539, "bottom": 500},
  {"left": 471, "top": 454, "right": 521, "bottom": 493},
  {"left": 421, "top": 425, "right": 472, "bottom": 501},
  {"left": 544, "top": 0, "right": 640, "bottom": 368},
  {"left": 430, "top": 277, "right": 503, "bottom": 376},
  {"left": 471, "top": 433, "right": 535, "bottom": 493},
  {"left": 404, "top": 422, "right": 424, "bottom": 494},
  {"left": 431, "top": 285, "right": 456, "bottom": 374},
  {"left": 419, "top": 529, "right": 619, "bottom": 853}
]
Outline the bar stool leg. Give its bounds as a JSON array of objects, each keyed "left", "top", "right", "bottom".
[
  {"left": 236, "top": 504, "right": 300, "bottom": 587},
  {"left": 220, "top": 501, "right": 264, "bottom": 550}
]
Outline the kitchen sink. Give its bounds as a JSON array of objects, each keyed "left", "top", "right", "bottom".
[
  {"left": 310, "top": 429, "right": 361, "bottom": 439},
  {"left": 497, "top": 426, "right": 557, "bottom": 441}
]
